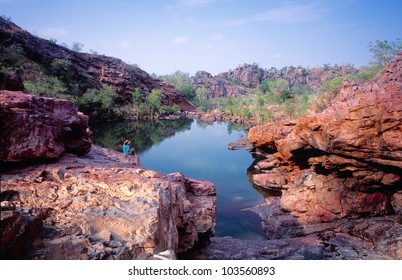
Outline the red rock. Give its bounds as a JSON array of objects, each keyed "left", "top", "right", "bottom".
[
  {"left": 1, "top": 146, "right": 216, "bottom": 259},
  {"left": 247, "top": 121, "right": 296, "bottom": 152},
  {"left": 0, "top": 91, "right": 92, "bottom": 161},
  {"left": 248, "top": 53, "right": 402, "bottom": 230},
  {"left": 253, "top": 173, "right": 288, "bottom": 189}
]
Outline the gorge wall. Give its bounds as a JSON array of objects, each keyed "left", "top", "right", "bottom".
[
  {"left": 183, "top": 53, "right": 401, "bottom": 260},
  {"left": 242, "top": 52, "right": 402, "bottom": 259},
  {"left": 0, "top": 18, "right": 195, "bottom": 112}
]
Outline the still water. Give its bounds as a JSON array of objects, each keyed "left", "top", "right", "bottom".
[{"left": 91, "top": 118, "right": 266, "bottom": 240}]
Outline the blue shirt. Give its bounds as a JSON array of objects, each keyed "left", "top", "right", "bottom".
[{"left": 123, "top": 144, "right": 130, "bottom": 155}]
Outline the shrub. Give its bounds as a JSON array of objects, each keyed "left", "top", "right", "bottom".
[
  {"left": 320, "top": 74, "right": 357, "bottom": 94},
  {"left": 23, "top": 75, "right": 68, "bottom": 98},
  {"left": 76, "top": 84, "right": 116, "bottom": 118}
]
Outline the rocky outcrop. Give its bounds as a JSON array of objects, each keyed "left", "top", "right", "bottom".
[
  {"left": 0, "top": 18, "right": 195, "bottom": 112},
  {"left": 0, "top": 91, "right": 215, "bottom": 259},
  {"left": 1, "top": 146, "right": 216, "bottom": 260},
  {"left": 0, "top": 90, "right": 92, "bottom": 162},
  {"left": 192, "top": 63, "right": 358, "bottom": 98},
  {"left": 244, "top": 53, "right": 402, "bottom": 259}
]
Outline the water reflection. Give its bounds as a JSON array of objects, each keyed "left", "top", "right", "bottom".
[
  {"left": 91, "top": 118, "right": 193, "bottom": 153},
  {"left": 91, "top": 118, "right": 267, "bottom": 240}
]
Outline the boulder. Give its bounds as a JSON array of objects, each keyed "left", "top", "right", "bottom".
[{"left": 0, "top": 91, "right": 92, "bottom": 162}]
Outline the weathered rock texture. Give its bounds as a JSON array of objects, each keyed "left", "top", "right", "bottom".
[
  {"left": 1, "top": 146, "right": 216, "bottom": 259},
  {"left": 0, "top": 90, "right": 92, "bottom": 162},
  {"left": 0, "top": 18, "right": 195, "bottom": 112},
  {"left": 244, "top": 53, "right": 402, "bottom": 259}
]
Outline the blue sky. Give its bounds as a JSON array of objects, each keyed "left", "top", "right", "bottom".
[{"left": 1, "top": 0, "right": 401, "bottom": 75}]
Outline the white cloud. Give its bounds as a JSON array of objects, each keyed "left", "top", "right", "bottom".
[
  {"left": 38, "top": 27, "right": 67, "bottom": 38},
  {"left": 182, "top": 0, "right": 215, "bottom": 7},
  {"left": 173, "top": 36, "right": 189, "bottom": 44},
  {"left": 223, "top": 3, "right": 326, "bottom": 26},
  {"left": 119, "top": 40, "right": 131, "bottom": 49},
  {"left": 253, "top": 3, "right": 323, "bottom": 23}
]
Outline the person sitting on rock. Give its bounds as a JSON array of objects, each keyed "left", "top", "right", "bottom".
[
  {"left": 123, "top": 140, "right": 131, "bottom": 155},
  {"left": 130, "top": 147, "right": 141, "bottom": 166}
]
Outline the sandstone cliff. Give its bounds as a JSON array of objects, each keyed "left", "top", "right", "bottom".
[
  {"left": 0, "top": 91, "right": 215, "bottom": 259},
  {"left": 0, "top": 18, "right": 195, "bottom": 112},
  {"left": 242, "top": 53, "right": 402, "bottom": 259}
]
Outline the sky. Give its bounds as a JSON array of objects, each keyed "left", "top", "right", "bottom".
[{"left": 1, "top": 0, "right": 401, "bottom": 75}]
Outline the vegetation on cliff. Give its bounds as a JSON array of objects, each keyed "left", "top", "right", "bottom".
[{"left": 0, "top": 17, "right": 192, "bottom": 122}]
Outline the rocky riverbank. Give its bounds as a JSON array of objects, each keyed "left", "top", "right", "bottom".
[
  {"left": 244, "top": 53, "right": 402, "bottom": 259},
  {"left": 0, "top": 91, "right": 215, "bottom": 260},
  {"left": 184, "top": 53, "right": 402, "bottom": 260}
]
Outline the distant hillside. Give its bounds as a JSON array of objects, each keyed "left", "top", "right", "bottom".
[
  {"left": 191, "top": 63, "right": 359, "bottom": 98},
  {"left": 0, "top": 17, "right": 195, "bottom": 120}
]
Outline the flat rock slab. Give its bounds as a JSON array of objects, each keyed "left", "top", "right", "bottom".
[{"left": 1, "top": 145, "right": 216, "bottom": 260}]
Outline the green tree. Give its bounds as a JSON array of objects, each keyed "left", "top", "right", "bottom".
[
  {"left": 71, "top": 42, "right": 84, "bottom": 52},
  {"left": 178, "top": 84, "right": 196, "bottom": 100},
  {"left": 77, "top": 84, "right": 116, "bottom": 117},
  {"left": 159, "top": 70, "right": 196, "bottom": 100},
  {"left": 98, "top": 84, "right": 115, "bottom": 110},
  {"left": 132, "top": 87, "right": 143, "bottom": 106},
  {"left": 50, "top": 58, "right": 74, "bottom": 81},
  {"left": 146, "top": 89, "right": 162, "bottom": 117},
  {"left": 195, "top": 87, "right": 209, "bottom": 108},
  {"left": 259, "top": 79, "right": 289, "bottom": 102},
  {"left": 368, "top": 39, "right": 402, "bottom": 67},
  {"left": 320, "top": 74, "right": 356, "bottom": 94}
]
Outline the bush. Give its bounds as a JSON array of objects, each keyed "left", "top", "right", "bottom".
[
  {"left": 0, "top": 43, "right": 26, "bottom": 72},
  {"left": 162, "top": 104, "right": 180, "bottom": 114},
  {"left": 23, "top": 75, "right": 69, "bottom": 99},
  {"left": 320, "top": 74, "right": 357, "bottom": 94},
  {"left": 357, "top": 65, "right": 382, "bottom": 81},
  {"left": 76, "top": 84, "right": 116, "bottom": 119}
]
